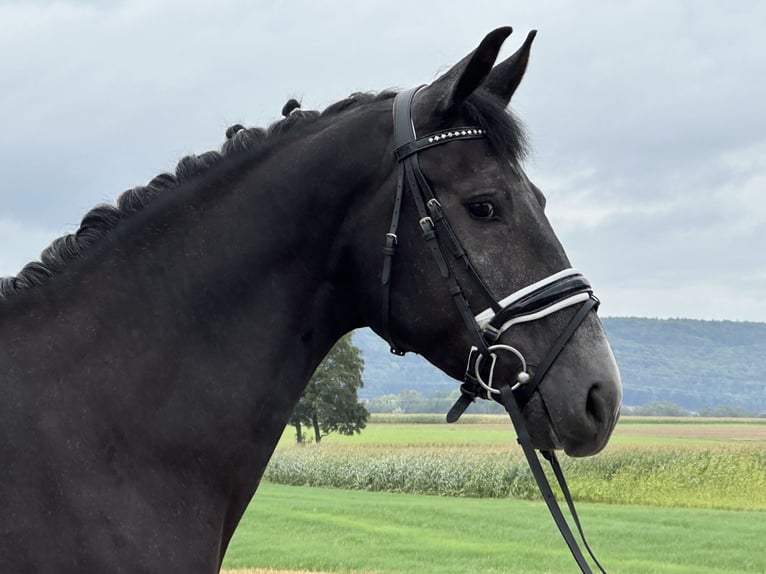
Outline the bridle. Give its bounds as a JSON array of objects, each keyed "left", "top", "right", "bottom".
[
  {"left": 379, "top": 86, "right": 607, "bottom": 573},
  {"left": 382, "top": 86, "right": 599, "bottom": 412}
]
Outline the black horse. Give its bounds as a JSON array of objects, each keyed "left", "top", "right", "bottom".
[{"left": 0, "top": 28, "right": 621, "bottom": 572}]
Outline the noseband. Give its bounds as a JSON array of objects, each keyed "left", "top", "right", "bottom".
[{"left": 379, "top": 86, "right": 606, "bottom": 574}]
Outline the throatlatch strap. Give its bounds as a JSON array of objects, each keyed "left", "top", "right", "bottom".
[
  {"left": 380, "top": 167, "right": 406, "bottom": 355},
  {"left": 499, "top": 385, "right": 606, "bottom": 574}
]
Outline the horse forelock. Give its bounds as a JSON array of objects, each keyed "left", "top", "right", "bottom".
[
  {"left": 464, "top": 89, "right": 529, "bottom": 163},
  {"left": 0, "top": 88, "right": 526, "bottom": 302}
]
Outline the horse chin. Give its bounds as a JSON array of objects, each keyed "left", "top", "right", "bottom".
[
  {"left": 521, "top": 394, "right": 563, "bottom": 450},
  {"left": 560, "top": 428, "right": 612, "bottom": 458}
]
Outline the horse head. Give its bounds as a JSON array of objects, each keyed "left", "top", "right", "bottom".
[{"left": 348, "top": 28, "right": 621, "bottom": 457}]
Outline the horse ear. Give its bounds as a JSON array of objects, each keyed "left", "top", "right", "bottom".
[
  {"left": 421, "top": 27, "right": 513, "bottom": 116},
  {"left": 483, "top": 30, "right": 537, "bottom": 105}
]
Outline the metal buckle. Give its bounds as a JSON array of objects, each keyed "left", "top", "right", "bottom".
[
  {"left": 386, "top": 233, "right": 398, "bottom": 245},
  {"left": 472, "top": 344, "right": 530, "bottom": 395},
  {"left": 419, "top": 216, "right": 434, "bottom": 232}
]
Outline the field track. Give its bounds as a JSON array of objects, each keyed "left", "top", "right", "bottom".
[
  {"left": 305, "top": 415, "right": 766, "bottom": 448},
  {"left": 615, "top": 421, "right": 766, "bottom": 441}
]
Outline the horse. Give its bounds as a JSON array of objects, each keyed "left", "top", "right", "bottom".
[{"left": 0, "top": 27, "right": 621, "bottom": 573}]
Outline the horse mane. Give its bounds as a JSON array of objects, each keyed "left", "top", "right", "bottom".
[{"left": 0, "top": 89, "right": 526, "bottom": 302}]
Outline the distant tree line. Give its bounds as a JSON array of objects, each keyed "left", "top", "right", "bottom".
[
  {"left": 367, "top": 389, "right": 504, "bottom": 415},
  {"left": 622, "top": 400, "right": 764, "bottom": 418},
  {"left": 367, "top": 394, "right": 765, "bottom": 418}
]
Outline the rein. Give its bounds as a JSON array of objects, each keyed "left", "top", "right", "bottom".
[{"left": 380, "top": 86, "right": 607, "bottom": 573}]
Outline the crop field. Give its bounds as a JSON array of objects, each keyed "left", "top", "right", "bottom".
[
  {"left": 222, "top": 416, "right": 766, "bottom": 573},
  {"left": 266, "top": 415, "right": 766, "bottom": 510}
]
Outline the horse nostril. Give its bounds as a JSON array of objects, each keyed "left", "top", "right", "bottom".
[{"left": 586, "top": 383, "right": 607, "bottom": 426}]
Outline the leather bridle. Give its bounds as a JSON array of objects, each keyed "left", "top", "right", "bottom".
[{"left": 379, "top": 86, "right": 607, "bottom": 573}]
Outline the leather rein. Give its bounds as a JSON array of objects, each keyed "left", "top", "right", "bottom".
[{"left": 379, "top": 86, "right": 607, "bottom": 574}]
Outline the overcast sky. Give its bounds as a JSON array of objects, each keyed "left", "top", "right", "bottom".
[{"left": 1, "top": 1, "right": 764, "bottom": 322}]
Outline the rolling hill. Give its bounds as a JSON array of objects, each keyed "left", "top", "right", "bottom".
[{"left": 351, "top": 318, "right": 766, "bottom": 413}]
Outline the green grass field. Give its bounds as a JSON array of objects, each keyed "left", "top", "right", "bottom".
[
  {"left": 222, "top": 417, "right": 766, "bottom": 573},
  {"left": 224, "top": 483, "right": 765, "bottom": 574}
]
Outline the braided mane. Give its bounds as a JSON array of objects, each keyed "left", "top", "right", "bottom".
[{"left": 1, "top": 89, "right": 525, "bottom": 301}]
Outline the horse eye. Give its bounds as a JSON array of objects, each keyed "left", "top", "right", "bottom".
[{"left": 467, "top": 201, "right": 496, "bottom": 219}]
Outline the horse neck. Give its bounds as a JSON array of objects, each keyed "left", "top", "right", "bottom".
[{"left": 2, "top": 105, "right": 392, "bottom": 537}]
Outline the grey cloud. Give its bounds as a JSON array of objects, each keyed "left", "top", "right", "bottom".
[{"left": 1, "top": 0, "right": 764, "bottom": 321}]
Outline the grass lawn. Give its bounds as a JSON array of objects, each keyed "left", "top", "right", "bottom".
[{"left": 223, "top": 483, "right": 765, "bottom": 574}]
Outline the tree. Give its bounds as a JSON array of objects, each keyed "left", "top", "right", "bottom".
[
  {"left": 697, "top": 405, "right": 753, "bottom": 418},
  {"left": 289, "top": 334, "right": 369, "bottom": 443}
]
